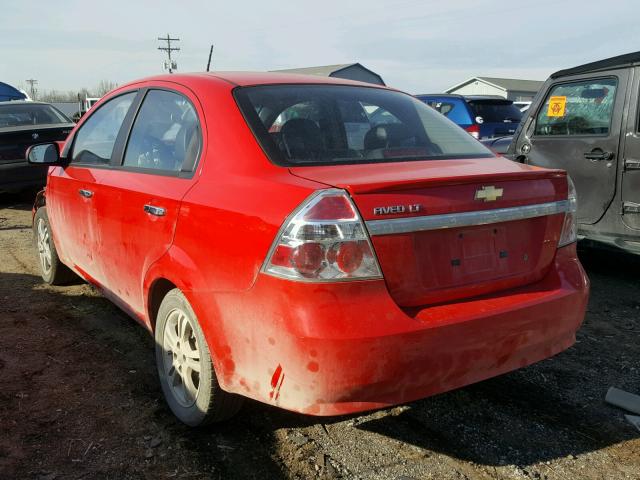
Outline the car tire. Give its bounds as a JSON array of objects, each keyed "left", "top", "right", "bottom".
[
  {"left": 155, "top": 288, "right": 243, "bottom": 426},
  {"left": 33, "top": 207, "right": 77, "bottom": 285}
]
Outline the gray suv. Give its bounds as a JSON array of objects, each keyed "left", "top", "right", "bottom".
[{"left": 508, "top": 51, "right": 640, "bottom": 254}]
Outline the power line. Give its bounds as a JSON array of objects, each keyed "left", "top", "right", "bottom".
[
  {"left": 25, "top": 78, "right": 38, "bottom": 100},
  {"left": 157, "top": 34, "right": 180, "bottom": 74}
]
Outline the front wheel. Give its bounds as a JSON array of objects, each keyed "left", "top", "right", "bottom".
[
  {"left": 155, "top": 289, "right": 243, "bottom": 426},
  {"left": 33, "top": 207, "right": 76, "bottom": 285}
]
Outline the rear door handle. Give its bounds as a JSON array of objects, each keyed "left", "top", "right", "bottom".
[
  {"left": 584, "top": 149, "right": 614, "bottom": 161},
  {"left": 144, "top": 204, "right": 166, "bottom": 217},
  {"left": 78, "top": 189, "right": 93, "bottom": 198}
]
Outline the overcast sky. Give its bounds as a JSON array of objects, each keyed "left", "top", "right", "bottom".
[{"left": 1, "top": 0, "right": 638, "bottom": 95}]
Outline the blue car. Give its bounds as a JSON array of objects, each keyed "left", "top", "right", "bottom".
[
  {"left": 0, "top": 82, "right": 27, "bottom": 102},
  {"left": 415, "top": 94, "right": 522, "bottom": 140}
]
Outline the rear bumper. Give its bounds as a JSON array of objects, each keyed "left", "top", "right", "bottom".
[
  {"left": 196, "top": 244, "right": 588, "bottom": 416},
  {"left": 0, "top": 161, "right": 47, "bottom": 192}
]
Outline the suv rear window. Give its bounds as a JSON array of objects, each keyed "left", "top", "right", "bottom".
[
  {"left": 235, "top": 85, "right": 491, "bottom": 166},
  {"left": 467, "top": 100, "right": 522, "bottom": 123}
]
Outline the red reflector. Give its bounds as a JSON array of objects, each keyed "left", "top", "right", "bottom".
[
  {"left": 291, "top": 243, "right": 325, "bottom": 276},
  {"left": 270, "top": 244, "right": 293, "bottom": 267},
  {"left": 335, "top": 242, "right": 364, "bottom": 274},
  {"left": 303, "top": 195, "right": 355, "bottom": 221}
]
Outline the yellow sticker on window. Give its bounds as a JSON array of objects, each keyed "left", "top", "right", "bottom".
[{"left": 547, "top": 96, "right": 567, "bottom": 117}]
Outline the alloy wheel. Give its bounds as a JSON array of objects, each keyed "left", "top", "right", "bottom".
[
  {"left": 37, "top": 218, "right": 53, "bottom": 276},
  {"left": 162, "top": 308, "right": 202, "bottom": 408}
]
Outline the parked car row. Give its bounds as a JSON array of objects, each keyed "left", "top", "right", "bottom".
[{"left": 12, "top": 49, "right": 638, "bottom": 428}]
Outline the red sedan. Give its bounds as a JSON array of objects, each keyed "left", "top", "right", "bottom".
[{"left": 27, "top": 73, "right": 589, "bottom": 426}]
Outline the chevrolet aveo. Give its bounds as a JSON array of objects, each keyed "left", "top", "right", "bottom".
[{"left": 27, "top": 73, "right": 589, "bottom": 426}]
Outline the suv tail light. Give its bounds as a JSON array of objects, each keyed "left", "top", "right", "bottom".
[
  {"left": 465, "top": 124, "right": 480, "bottom": 139},
  {"left": 263, "top": 189, "right": 382, "bottom": 281},
  {"left": 558, "top": 176, "right": 578, "bottom": 247}
]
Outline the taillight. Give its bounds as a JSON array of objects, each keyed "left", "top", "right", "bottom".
[
  {"left": 465, "top": 124, "right": 480, "bottom": 139},
  {"left": 263, "top": 189, "right": 382, "bottom": 281},
  {"left": 558, "top": 176, "right": 578, "bottom": 247}
]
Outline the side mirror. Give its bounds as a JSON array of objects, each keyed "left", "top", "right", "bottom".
[{"left": 26, "top": 143, "right": 62, "bottom": 165}]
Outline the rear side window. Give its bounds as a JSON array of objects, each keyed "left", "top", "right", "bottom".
[
  {"left": 72, "top": 93, "right": 136, "bottom": 165},
  {"left": 467, "top": 100, "right": 522, "bottom": 123},
  {"left": 123, "top": 90, "right": 202, "bottom": 173},
  {"left": 422, "top": 98, "right": 472, "bottom": 125},
  {"left": 534, "top": 78, "right": 618, "bottom": 136},
  {"left": 235, "top": 85, "right": 491, "bottom": 166}
]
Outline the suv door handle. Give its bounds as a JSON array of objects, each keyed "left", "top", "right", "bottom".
[
  {"left": 144, "top": 204, "right": 166, "bottom": 217},
  {"left": 584, "top": 149, "right": 614, "bottom": 161},
  {"left": 78, "top": 189, "right": 93, "bottom": 198}
]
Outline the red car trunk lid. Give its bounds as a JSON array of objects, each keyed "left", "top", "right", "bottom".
[{"left": 290, "top": 158, "right": 568, "bottom": 307}]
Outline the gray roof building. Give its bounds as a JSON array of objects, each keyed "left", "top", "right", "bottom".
[
  {"left": 271, "top": 63, "right": 385, "bottom": 86},
  {"left": 445, "top": 76, "right": 544, "bottom": 101}
]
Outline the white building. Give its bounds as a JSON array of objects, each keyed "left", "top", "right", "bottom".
[{"left": 446, "top": 77, "right": 544, "bottom": 102}]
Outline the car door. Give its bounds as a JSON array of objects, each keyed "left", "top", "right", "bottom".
[
  {"left": 46, "top": 92, "right": 138, "bottom": 279},
  {"left": 92, "top": 86, "right": 204, "bottom": 319},
  {"left": 619, "top": 67, "right": 640, "bottom": 230},
  {"left": 523, "top": 70, "right": 629, "bottom": 224}
]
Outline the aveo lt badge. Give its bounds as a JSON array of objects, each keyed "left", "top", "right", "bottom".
[
  {"left": 373, "top": 204, "right": 422, "bottom": 215},
  {"left": 475, "top": 185, "right": 504, "bottom": 202}
]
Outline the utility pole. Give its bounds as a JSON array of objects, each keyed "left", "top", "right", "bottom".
[
  {"left": 206, "top": 45, "right": 213, "bottom": 72},
  {"left": 25, "top": 78, "right": 38, "bottom": 100},
  {"left": 157, "top": 34, "right": 180, "bottom": 73}
]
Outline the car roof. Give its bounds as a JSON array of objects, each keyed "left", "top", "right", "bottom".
[
  {"left": 463, "top": 95, "right": 511, "bottom": 102},
  {"left": 128, "top": 71, "right": 395, "bottom": 90},
  {"left": 415, "top": 93, "right": 464, "bottom": 99},
  {"left": 551, "top": 50, "right": 640, "bottom": 79},
  {"left": 415, "top": 94, "right": 510, "bottom": 102},
  {"left": 0, "top": 100, "right": 54, "bottom": 106}
]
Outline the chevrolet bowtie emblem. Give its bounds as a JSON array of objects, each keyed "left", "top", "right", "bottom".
[{"left": 475, "top": 185, "right": 504, "bottom": 202}]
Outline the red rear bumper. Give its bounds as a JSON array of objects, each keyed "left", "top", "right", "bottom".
[{"left": 196, "top": 244, "right": 588, "bottom": 416}]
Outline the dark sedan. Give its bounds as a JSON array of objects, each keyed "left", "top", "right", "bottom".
[{"left": 0, "top": 101, "right": 74, "bottom": 192}]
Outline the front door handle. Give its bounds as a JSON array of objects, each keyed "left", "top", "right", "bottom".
[
  {"left": 144, "top": 204, "right": 166, "bottom": 217},
  {"left": 584, "top": 149, "right": 614, "bottom": 161},
  {"left": 78, "top": 189, "right": 93, "bottom": 198}
]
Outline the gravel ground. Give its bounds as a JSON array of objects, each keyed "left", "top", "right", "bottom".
[{"left": 0, "top": 190, "right": 638, "bottom": 480}]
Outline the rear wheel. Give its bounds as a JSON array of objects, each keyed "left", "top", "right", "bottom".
[
  {"left": 155, "top": 289, "right": 243, "bottom": 426},
  {"left": 33, "top": 207, "right": 76, "bottom": 285}
]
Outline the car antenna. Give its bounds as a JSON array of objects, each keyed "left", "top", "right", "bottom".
[{"left": 206, "top": 45, "right": 213, "bottom": 72}]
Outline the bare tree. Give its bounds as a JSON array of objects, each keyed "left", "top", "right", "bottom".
[{"left": 95, "top": 80, "right": 118, "bottom": 96}]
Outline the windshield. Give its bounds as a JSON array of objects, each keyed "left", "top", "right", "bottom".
[
  {"left": 235, "top": 85, "right": 492, "bottom": 166},
  {"left": 0, "top": 103, "right": 71, "bottom": 127},
  {"left": 467, "top": 100, "right": 522, "bottom": 123}
]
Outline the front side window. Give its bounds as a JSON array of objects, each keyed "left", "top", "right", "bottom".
[
  {"left": 123, "top": 90, "right": 202, "bottom": 173},
  {"left": 535, "top": 78, "right": 618, "bottom": 136},
  {"left": 236, "top": 85, "right": 492, "bottom": 166},
  {"left": 71, "top": 93, "right": 136, "bottom": 165}
]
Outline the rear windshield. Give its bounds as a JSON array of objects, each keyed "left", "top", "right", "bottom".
[
  {"left": 467, "top": 100, "right": 522, "bottom": 123},
  {"left": 234, "top": 85, "right": 492, "bottom": 166},
  {"left": 0, "top": 103, "right": 71, "bottom": 128}
]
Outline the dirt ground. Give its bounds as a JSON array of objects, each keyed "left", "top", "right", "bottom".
[{"left": 0, "top": 190, "right": 639, "bottom": 480}]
